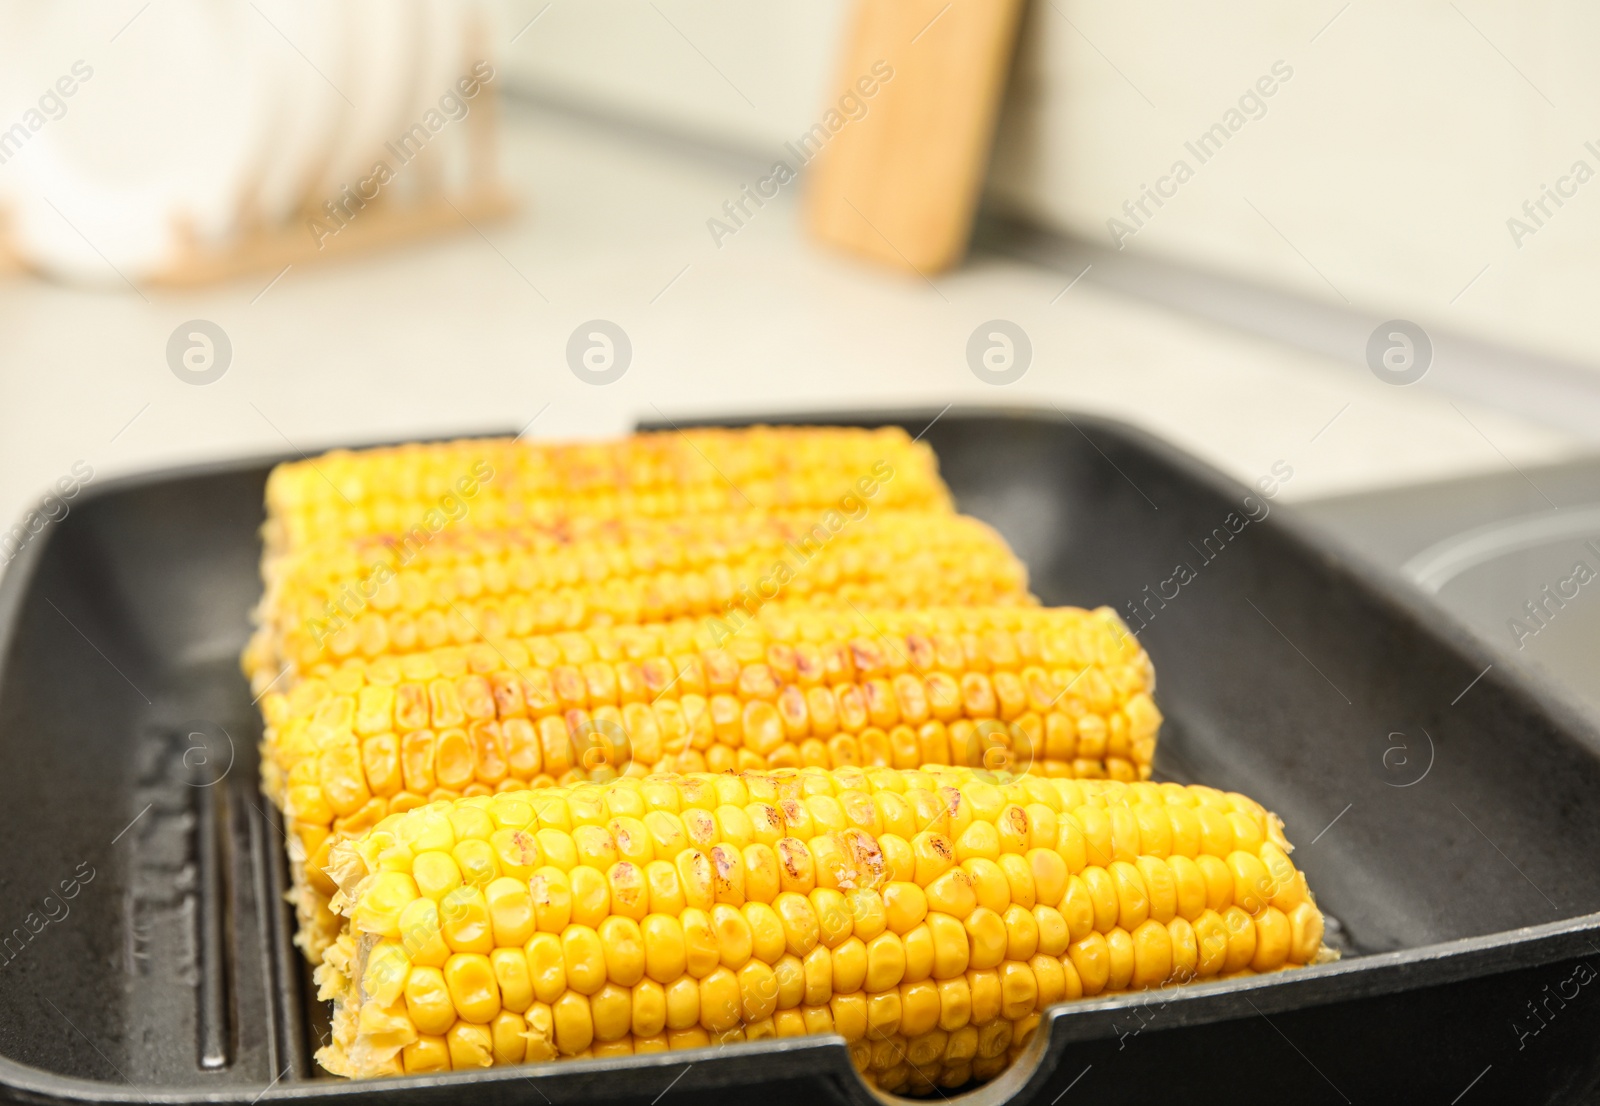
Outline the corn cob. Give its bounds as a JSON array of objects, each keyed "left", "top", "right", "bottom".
[
  {"left": 264, "top": 606, "right": 1159, "bottom": 961},
  {"left": 245, "top": 512, "right": 1030, "bottom": 691},
  {"left": 313, "top": 766, "right": 1331, "bottom": 1089},
  {"left": 261, "top": 426, "right": 952, "bottom": 561}
]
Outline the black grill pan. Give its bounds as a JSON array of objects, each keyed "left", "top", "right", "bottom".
[{"left": 1, "top": 408, "right": 1597, "bottom": 1106}]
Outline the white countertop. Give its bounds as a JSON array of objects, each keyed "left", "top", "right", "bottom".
[{"left": 0, "top": 98, "right": 1587, "bottom": 534}]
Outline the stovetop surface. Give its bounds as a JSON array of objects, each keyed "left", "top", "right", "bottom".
[{"left": 1301, "top": 455, "right": 1600, "bottom": 717}]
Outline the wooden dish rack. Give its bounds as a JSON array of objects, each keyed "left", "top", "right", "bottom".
[{"left": 0, "top": 38, "right": 514, "bottom": 289}]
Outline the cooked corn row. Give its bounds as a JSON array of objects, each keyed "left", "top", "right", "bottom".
[
  {"left": 262, "top": 426, "right": 952, "bottom": 560},
  {"left": 264, "top": 606, "right": 1159, "bottom": 961},
  {"left": 245, "top": 512, "right": 1030, "bottom": 690},
  {"left": 314, "top": 766, "right": 1331, "bottom": 1090}
]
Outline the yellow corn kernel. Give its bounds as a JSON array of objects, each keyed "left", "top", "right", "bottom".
[
  {"left": 927, "top": 913, "right": 970, "bottom": 980},
  {"left": 1259, "top": 842, "right": 1305, "bottom": 912},
  {"left": 1221, "top": 906, "right": 1258, "bottom": 973},
  {"left": 926, "top": 868, "right": 976, "bottom": 919},
  {"left": 964, "top": 908, "right": 1008, "bottom": 970},
  {"left": 746, "top": 902, "right": 787, "bottom": 963},
  {"left": 883, "top": 882, "right": 927, "bottom": 935},
  {"left": 552, "top": 991, "right": 593, "bottom": 1055},
  {"left": 599, "top": 915, "right": 646, "bottom": 987},
  {"left": 351, "top": 872, "right": 418, "bottom": 938},
  {"left": 664, "top": 975, "right": 700, "bottom": 1029},
  {"left": 1154, "top": 910, "right": 1189, "bottom": 969},
  {"left": 831, "top": 938, "right": 868, "bottom": 995},
  {"left": 489, "top": 1010, "right": 526, "bottom": 1065},
  {"left": 439, "top": 886, "right": 494, "bottom": 954},
  {"left": 870, "top": 934, "right": 908, "bottom": 992},
  {"left": 402, "top": 1034, "right": 450, "bottom": 1073},
  {"left": 491, "top": 947, "right": 533, "bottom": 1014},
  {"left": 641, "top": 914, "right": 687, "bottom": 983},
  {"left": 444, "top": 953, "right": 501, "bottom": 1024},
  {"left": 485, "top": 877, "right": 535, "bottom": 947},
  {"left": 681, "top": 909, "right": 720, "bottom": 978},
  {"left": 396, "top": 898, "right": 450, "bottom": 968},
  {"left": 738, "top": 960, "right": 779, "bottom": 1023},
  {"left": 632, "top": 978, "right": 668, "bottom": 1038},
  {"left": 1192, "top": 853, "right": 1231, "bottom": 916},
  {"left": 700, "top": 967, "right": 742, "bottom": 1032},
  {"left": 412, "top": 851, "right": 463, "bottom": 901},
  {"left": 363, "top": 941, "right": 412, "bottom": 1011},
  {"left": 403, "top": 966, "right": 456, "bottom": 1036},
  {"left": 446, "top": 1022, "right": 493, "bottom": 1069},
  {"left": 1289, "top": 901, "right": 1326, "bottom": 965},
  {"left": 963, "top": 858, "right": 1011, "bottom": 915},
  {"left": 562, "top": 926, "right": 607, "bottom": 995},
  {"left": 592, "top": 982, "right": 633, "bottom": 1042},
  {"left": 1251, "top": 907, "right": 1292, "bottom": 972}
]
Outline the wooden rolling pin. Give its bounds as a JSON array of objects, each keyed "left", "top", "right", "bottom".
[{"left": 805, "top": 0, "right": 1026, "bottom": 275}]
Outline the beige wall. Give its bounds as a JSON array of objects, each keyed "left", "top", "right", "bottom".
[
  {"left": 500, "top": 1, "right": 1600, "bottom": 368},
  {"left": 989, "top": 1, "right": 1600, "bottom": 368},
  {"left": 499, "top": 0, "right": 849, "bottom": 152}
]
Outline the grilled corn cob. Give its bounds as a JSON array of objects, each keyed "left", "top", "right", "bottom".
[
  {"left": 262, "top": 426, "right": 952, "bottom": 561},
  {"left": 314, "top": 766, "right": 1330, "bottom": 1089},
  {"left": 245, "top": 512, "right": 1030, "bottom": 691},
  {"left": 265, "top": 606, "right": 1159, "bottom": 960}
]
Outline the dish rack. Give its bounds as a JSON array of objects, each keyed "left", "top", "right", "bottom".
[
  {"left": 152, "top": 85, "right": 513, "bottom": 288},
  {"left": 0, "top": 11, "right": 514, "bottom": 289}
]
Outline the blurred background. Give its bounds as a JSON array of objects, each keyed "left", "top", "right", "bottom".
[{"left": 3, "top": 1, "right": 1600, "bottom": 701}]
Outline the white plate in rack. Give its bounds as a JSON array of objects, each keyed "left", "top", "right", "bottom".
[
  {"left": 6, "top": 0, "right": 275, "bottom": 282},
  {"left": 248, "top": 0, "right": 353, "bottom": 228},
  {"left": 312, "top": 0, "right": 420, "bottom": 213},
  {"left": 393, "top": 0, "right": 469, "bottom": 198}
]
